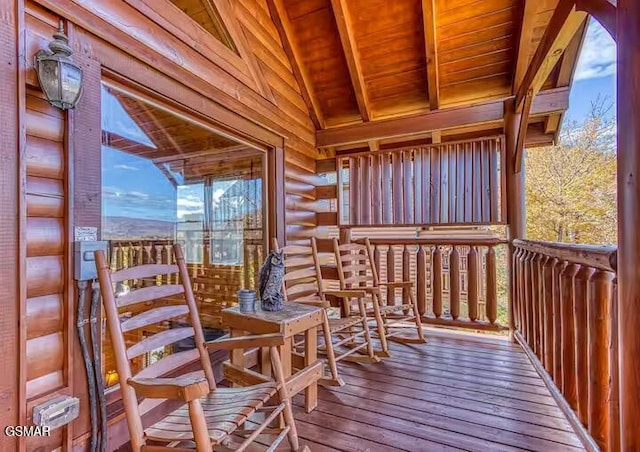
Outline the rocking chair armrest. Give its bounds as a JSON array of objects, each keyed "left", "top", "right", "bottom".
[
  {"left": 205, "top": 333, "right": 286, "bottom": 351},
  {"left": 127, "top": 376, "right": 209, "bottom": 402},
  {"left": 378, "top": 281, "right": 413, "bottom": 289},
  {"left": 294, "top": 299, "right": 331, "bottom": 308},
  {"left": 323, "top": 289, "right": 367, "bottom": 299}
]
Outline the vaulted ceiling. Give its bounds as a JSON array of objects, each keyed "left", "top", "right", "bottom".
[{"left": 266, "top": 0, "right": 588, "bottom": 152}]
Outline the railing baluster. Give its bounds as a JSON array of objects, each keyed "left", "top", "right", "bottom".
[
  {"left": 450, "top": 246, "right": 460, "bottom": 320},
  {"left": 485, "top": 245, "right": 497, "bottom": 324},
  {"left": 513, "top": 247, "right": 522, "bottom": 332},
  {"left": 432, "top": 246, "right": 442, "bottom": 318},
  {"left": 522, "top": 250, "right": 532, "bottom": 345},
  {"left": 387, "top": 245, "right": 395, "bottom": 306},
  {"left": 416, "top": 245, "right": 426, "bottom": 316},
  {"left": 402, "top": 244, "right": 410, "bottom": 304},
  {"left": 467, "top": 246, "right": 478, "bottom": 321},
  {"left": 609, "top": 277, "right": 620, "bottom": 452},
  {"left": 587, "top": 269, "right": 613, "bottom": 449},
  {"left": 553, "top": 260, "right": 566, "bottom": 387},
  {"left": 542, "top": 256, "right": 557, "bottom": 374},
  {"left": 561, "top": 263, "right": 580, "bottom": 410},
  {"left": 574, "top": 266, "right": 592, "bottom": 426},
  {"left": 531, "top": 253, "right": 541, "bottom": 356}
]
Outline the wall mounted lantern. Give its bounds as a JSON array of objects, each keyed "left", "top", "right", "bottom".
[{"left": 34, "top": 20, "right": 83, "bottom": 110}]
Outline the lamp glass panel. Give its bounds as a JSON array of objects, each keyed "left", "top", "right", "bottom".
[{"left": 60, "top": 61, "right": 83, "bottom": 106}]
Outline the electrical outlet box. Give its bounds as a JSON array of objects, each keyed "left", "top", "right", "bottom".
[
  {"left": 74, "top": 241, "right": 108, "bottom": 281},
  {"left": 33, "top": 396, "right": 80, "bottom": 429}
]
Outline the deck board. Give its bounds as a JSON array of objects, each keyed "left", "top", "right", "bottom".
[{"left": 283, "top": 328, "right": 586, "bottom": 451}]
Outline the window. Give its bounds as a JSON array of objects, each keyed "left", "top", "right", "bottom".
[{"left": 100, "top": 82, "right": 265, "bottom": 389}]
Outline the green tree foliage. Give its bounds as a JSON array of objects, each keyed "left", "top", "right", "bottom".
[{"left": 525, "top": 99, "right": 617, "bottom": 245}]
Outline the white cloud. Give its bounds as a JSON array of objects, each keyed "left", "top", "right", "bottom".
[
  {"left": 574, "top": 19, "right": 616, "bottom": 81},
  {"left": 113, "top": 164, "right": 139, "bottom": 171}
]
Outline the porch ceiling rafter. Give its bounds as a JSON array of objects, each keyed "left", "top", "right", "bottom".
[
  {"left": 514, "top": 0, "right": 588, "bottom": 111},
  {"left": 421, "top": 0, "right": 439, "bottom": 110},
  {"left": 266, "top": 0, "right": 325, "bottom": 129},
  {"left": 330, "top": 0, "right": 371, "bottom": 122},
  {"left": 512, "top": 0, "right": 539, "bottom": 94},
  {"left": 317, "top": 87, "right": 570, "bottom": 148}
]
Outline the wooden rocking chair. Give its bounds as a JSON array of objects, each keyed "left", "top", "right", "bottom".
[
  {"left": 95, "top": 244, "right": 302, "bottom": 451},
  {"left": 333, "top": 237, "right": 426, "bottom": 357},
  {"left": 273, "top": 238, "right": 378, "bottom": 387}
]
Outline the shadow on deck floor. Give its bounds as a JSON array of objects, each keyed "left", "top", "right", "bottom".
[{"left": 276, "top": 328, "right": 585, "bottom": 452}]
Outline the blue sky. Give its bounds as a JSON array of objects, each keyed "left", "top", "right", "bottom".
[{"left": 564, "top": 18, "right": 617, "bottom": 123}]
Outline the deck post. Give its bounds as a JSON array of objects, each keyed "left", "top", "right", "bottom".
[
  {"left": 616, "top": 1, "right": 640, "bottom": 449},
  {"left": 505, "top": 100, "right": 526, "bottom": 340}
]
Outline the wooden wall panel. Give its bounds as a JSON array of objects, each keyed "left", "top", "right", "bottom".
[
  {"left": 16, "top": 10, "right": 70, "bottom": 451},
  {"left": 340, "top": 137, "right": 505, "bottom": 226},
  {"left": 0, "top": 0, "right": 20, "bottom": 448}
]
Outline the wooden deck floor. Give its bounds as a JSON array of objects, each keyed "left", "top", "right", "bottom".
[{"left": 282, "top": 328, "right": 585, "bottom": 452}]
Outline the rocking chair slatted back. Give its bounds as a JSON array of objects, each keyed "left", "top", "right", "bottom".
[
  {"left": 272, "top": 238, "right": 325, "bottom": 303},
  {"left": 333, "top": 238, "right": 378, "bottom": 288},
  {"left": 95, "top": 244, "right": 216, "bottom": 450}
]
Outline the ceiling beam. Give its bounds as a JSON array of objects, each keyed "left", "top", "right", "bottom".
[
  {"left": 266, "top": 0, "right": 325, "bottom": 129},
  {"left": 514, "top": 0, "right": 587, "bottom": 110},
  {"left": 421, "top": 0, "right": 439, "bottom": 109},
  {"left": 576, "top": 0, "right": 616, "bottom": 40},
  {"left": 330, "top": 0, "right": 371, "bottom": 122},
  {"left": 515, "top": 90, "right": 533, "bottom": 172},
  {"left": 513, "top": 0, "right": 539, "bottom": 93},
  {"left": 317, "top": 88, "right": 570, "bottom": 148}
]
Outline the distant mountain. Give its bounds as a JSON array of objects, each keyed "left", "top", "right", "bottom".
[{"left": 102, "top": 216, "right": 177, "bottom": 240}]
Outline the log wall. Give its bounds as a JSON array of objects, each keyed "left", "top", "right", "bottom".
[{"left": 9, "top": 0, "right": 323, "bottom": 450}]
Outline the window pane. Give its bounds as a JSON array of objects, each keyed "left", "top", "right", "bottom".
[{"left": 100, "top": 83, "right": 264, "bottom": 388}]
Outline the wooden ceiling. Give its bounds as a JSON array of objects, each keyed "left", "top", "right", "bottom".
[{"left": 265, "top": 0, "right": 588, "bottom": 151}]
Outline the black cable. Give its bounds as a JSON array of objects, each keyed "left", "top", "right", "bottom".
[
  {"left": 76, "top": 281, "right": 97, "bottom": 452},
  {"left": 90, "top": 285, "right": 107, "bottom": 452}
]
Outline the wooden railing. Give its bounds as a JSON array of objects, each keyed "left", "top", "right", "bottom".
[
  {"left": 365, "top": 237, "right": 508, "bottom": 331},
  {"left": 512, "top": 239, "right": 618, "bottom": 451}
]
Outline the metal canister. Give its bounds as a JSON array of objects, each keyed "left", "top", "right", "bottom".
[{"left": 237, "top": 289, "right": 256, "bottom": 312}]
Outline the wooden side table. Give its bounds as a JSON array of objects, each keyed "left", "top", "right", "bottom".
[{"left": 222, "top": 303, "right": 324, "bottom": 412}]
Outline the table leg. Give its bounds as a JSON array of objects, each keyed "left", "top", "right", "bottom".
[
  {"left": 260, "top": 346, "right": 272, "bottom": 377},
  {"left": 230, "top": 328, "right": 244, "bottom": 388},
  {"left": 304, "top": 326, "right": 318, "bottom": 412}
]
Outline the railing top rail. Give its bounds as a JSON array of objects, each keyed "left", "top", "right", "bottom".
[
  {"left": 357, "top": 237, "right": 508, "bottom": 246},
  {"left": 513, "top": 239, "right": 617, "bottom": 272}
]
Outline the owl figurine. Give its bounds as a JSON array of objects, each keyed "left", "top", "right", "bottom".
[{"left": 258, "top": 250, "right": 285, "bottom": 311}]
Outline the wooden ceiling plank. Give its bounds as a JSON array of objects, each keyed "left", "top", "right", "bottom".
[
  {"left": 512, "top": 0, "right": 539, "bottom": 93},
  {"left": 317, "top": 88, "right": 569, "bottom": 148},
  {"left": 330, "top": 0, "right": 371, "bottom": 122},
  {"left": 515, "top": 0, "right": 587, "bottom": 110},
  {"left": 422, "top": 0, "right": 440, "bottom": 109},
  {"left": 266, "top": 0, "right": 325, "bottom": 129}
]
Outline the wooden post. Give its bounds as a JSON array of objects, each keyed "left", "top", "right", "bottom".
[
  {"left": 505, "top": 100, "right": 526, "bottom": 340},
  {"left": 617, "top": 1, "right": 640, "bottom": 449}
]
